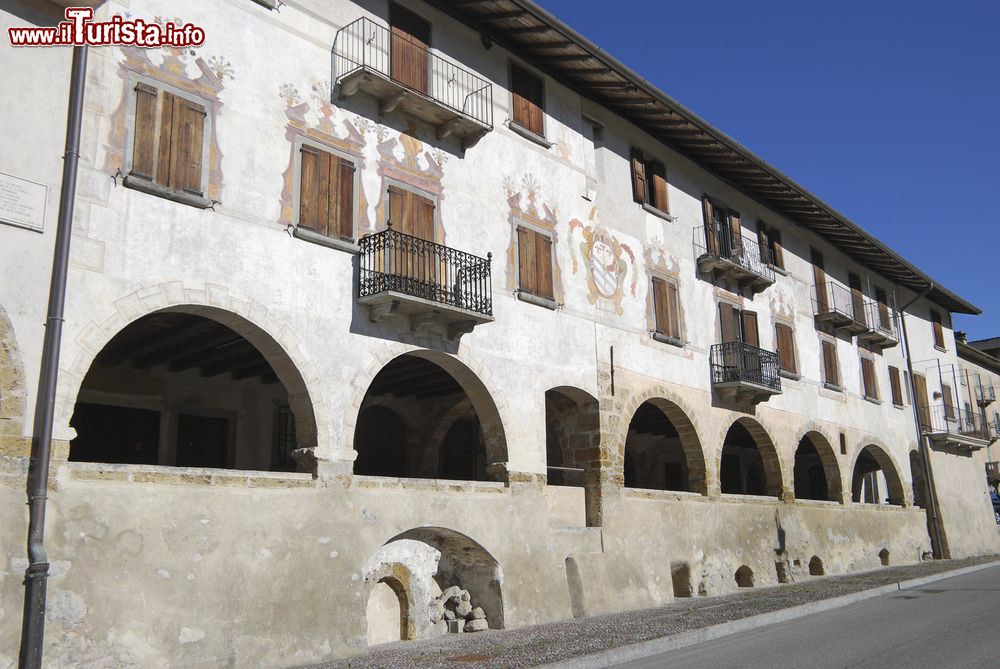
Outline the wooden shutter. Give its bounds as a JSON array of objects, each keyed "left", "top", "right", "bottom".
[
  {"left": 630, "top": 149, "right": 647, "bottom": 204},
  {"left": 336, "top": 159, "right": 355, "bottom": 240},
  {"left": 875, "top": 287, "right": 891, "bottom": 329},
  {"left": 517, "top": 226, "right": 535, "bottom": 295},
  {"left": 728, "top": 210, "right": 743, "bottom": 258},
  {"left": 811, "top": 249, "right": 828, "bottom": 313},
  {"left": 175, "top": 97, "right": 206, "bottom": 195},
  {"left": 535, "top": 230, "right": 554, "bottom": 300},
  {"left": 155, "top": 91, "right": 176, "bottom": 187},
  {"left": 756, "top": 222, "right": 770, "bottom": 266},
  {"left": 131, "top": 82, "right": 158, "bottom": 180},
  {"left": 702, "top": 196, "right": 718, "bottom": 256},
  {"left": 413, "top": 193, "right": 435, "bottom": 242},
  {"left": 848, "top": 273, "right": 866, "bottom": 325},
  {"left": 770, "top": 229, "right": 784, "bottom": 269},
  {"left": 665, "top": 281, "right": 680, "bottom": 338},
  {"left": 775, "top": 323, "right": 796, "bottom": 373},
  {"left": 719, "top": 303, "right": 738, "bottom": 343},
  {"left": 822, "top": 340, "right": 839, "bottom": 386},
  {"left": 931, "top": 311, "right": 945, "bottom": 348},
  {"left": 740, "top": 310, "right": 759, "bottom": 347},
  {"left": 943, "top": 384, "right": 955, "bottom": 419},
  {"left": 889, "top": 366, "right": 902, "bottom": 405},
  {"left": 650, "top": 162, "right": 669, "bottom": 212},
  {"left": 914, "top": 374, "right": 930, "bottom": 428},
  {"left": 861, "top": 357, "right": 877, "bottom": 399},
  {"left": 652, "top": 278, "right": 679, "bottom": 338},
  {"left": 512, "top": 65, "right": 544, "bottom": 136},
  {"left": 298, "top": 146, "right": 322, "bottom": 231},
  {"left": 389, "top": 4, "right": 430, "bottom": 94}
]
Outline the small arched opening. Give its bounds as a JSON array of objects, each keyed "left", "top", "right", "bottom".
[
  {"left": 793, "top": 432, "right": 841, "bottom": 502},
  {"left": 366, "top": 576, "right": 410, "bottom": 645},
  {"left": 809, "top": 556, "right": 825, "bottom": 576},
  {"left": 624, "top": 400, "right": 706, "bottom": 494},
  {"left": 720, "top": 419, "right": 781, "bottom": 497},
  {"left": 69, "top": 310, "right": 316, "bottom": 472},
  {"left": 851, "top": 445, "right": 905, "bottom": 506},
  {"left": 735, "top": 565, "right": 755, "bottom": 588},
  {"left": 879, "top": 548, "right": 890, "bottom": 566},
  {"left": 355, "top": 354, "right": 506, "bottom": 482}
]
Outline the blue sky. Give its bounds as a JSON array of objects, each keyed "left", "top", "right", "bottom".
[{"left": 536, "top": 0, "right": 998, "bottom": 338}]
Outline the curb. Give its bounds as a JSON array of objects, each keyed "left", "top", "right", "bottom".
[{"left": 539, "top": 559, "right": 1000, "bottom": 669}]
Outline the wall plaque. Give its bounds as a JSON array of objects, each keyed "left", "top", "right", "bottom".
[{"left": 0, "top": 172, "right": 48, "bottom": 232}]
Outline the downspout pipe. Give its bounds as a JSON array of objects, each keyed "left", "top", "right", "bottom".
[
  {"left": 18, "top": 44, "right": 88, "bottom": 669},
  {"left": 898, "top": 282, "right": 949, "bottom": 559}
]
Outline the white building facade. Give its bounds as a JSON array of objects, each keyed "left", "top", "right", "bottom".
[{"left": 1, "top": 0, "right": 997, "bottom": 666}]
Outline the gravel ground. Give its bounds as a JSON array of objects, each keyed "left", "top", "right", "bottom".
[{"left": 296, "top": 555, "right": 1000, "bottom": 669}]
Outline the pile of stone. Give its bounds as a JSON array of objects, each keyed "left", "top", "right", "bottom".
[{"left": 429, "top": 585, "right": 489, "bottom": 634}]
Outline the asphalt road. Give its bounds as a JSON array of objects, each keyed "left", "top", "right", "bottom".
[{"left": 611, "top": 564, "right": 1000, "bottom": 669}]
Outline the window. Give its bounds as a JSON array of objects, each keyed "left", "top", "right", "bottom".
[
  {"left": 387, "top": 185, "right": 435, "bottom": 240},
  {"left": 630, "top": 149, "right": 669, "bottom": 214},
  {"left": 298, "top": 144, "right": 356, "bottom": 241},
  {"left": 888, "top": 366, "right": 903, "bottom": 406},
  {"left": 821, "top": 338, "right": 840, "bottom": 388},
  {"left": 942, "top": 383, "right": 955, "bottom": 419},
  {"left": 774, "top": 322, "right": 797, "bottom": 374},
  {"left": 702, "top": 196, "right": 742, "bottom": 259},
  {"left": 811, "top": 248, "right": 828, "bottom": 313},
  {"left": 874, "top": 286, "right": 892, "bottom": 330},
  {"left": 757, "top": 222, "right": 784, "bottom": 269},
  {"left": 516, "top": 225, "right": 554, "bottom": 301},
  {"left": 651, "top": 277, "right": 680, "bottom": 340},
  {"left": 126, "top": 79, "right": 209, "bottom": 205},
  {"left": 903, "top": 370, "right": 912, "bottom": 404},
  {"left": 860, "top": 356, "right": 879, "bottom": 400},
  {"left": 930, "top": 310, "right": 946, "bottom": 349},
  {"left": 510, "top": 64, "right": 544, "bottom": 137},
  {"left": 719, "top": 303, "right": 758, "bottom": 346},
  {"left": 389, "top": 4, "right": 431, "bottom": 94}
]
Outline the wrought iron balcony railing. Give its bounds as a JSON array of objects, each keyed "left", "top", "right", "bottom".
[
  {"left": 919, "top": 404, "right": 991, "bottom": 443},
  {"left": 812, "top": 280, "right": 868, "bottom": 332},
  {"left": 977, "top": 384, "right": 997, "bottom": 407},
  {"left": 333, "top": 17, "right": 493, "bottom": 134},
  {"left": 710, "top": 341, "right": 782, "bottom": 393},
  {"left": 358, "top": 223, "right": 493, "bottom": 317},
  {"left": 694, "top": 226, "right": 775, "bottom": 288}
]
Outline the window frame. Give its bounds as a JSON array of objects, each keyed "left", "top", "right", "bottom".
[
  {"left": 888, "top": 365, "right": 904, "bottom": 407},
  {"left": 122, "top": 72, "right": 213, "bottom": 209},
  {"left": 291, "top": 136, "right": 360, "bottom": 253},
  {"left": 860, "top": 354, "right": 880, "bottom": 402},
  {"left": 774, "top": 320, "right": 798, "bottom": 377},
  {"left": 820, "top": 335, "right": 841, "bottom": 390},
  {"left": 514, "top": 218, "right": 556, "bottom": 309},
  {"left": 930, "top": 309, "right": 947, "bottom": 351},
  {"left": 650, "top": 274, "right": 683, "bottom": 346},
  {"left": 756, "top": 221, "right": 785, "bottom": 270},
  {"left": 508, "top": 61, "right": 549, "bottom": 145},
  {"left": 630, "top": 148, "right": 672, "bottom": 219}
]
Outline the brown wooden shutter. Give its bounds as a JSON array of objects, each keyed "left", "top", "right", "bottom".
[
  {"left": 811, "top": 249, "right": 828, "bottom": 313},
  {"left": 155, "top": 91, "right": 176, "bottom": 187},
  {"left": 914, "top": 374, "right": 930, "bottom": 428},
  {"left": 317, "top": 152, "right": 335, "bottom": 237},
  {"left": 875, "top": 287, "right": 891, "bottom": 329},
  {"left": 517, "top": 226, "right": 535, "bottom": 295},
  {"left": 389, "top": 5, "right": 430, "bottom": 94},
  {"left": 336, "top": 159, "right": 355, "bottom": 240},
  {"left": 823, "top": 340, "right": 839, "bottom": 386},
  {"left": 931, "top": 311, "right": 945, "bottom": 348},
  {"left": 535, "top": 230, "right": 554, "bottom": 300},
  {"left": 943, "top": 383, "right": 955, "bottom": 418},
  {"left": 848, "top": 273, "right": 866, "bottom": 325},
  {"left": 630, "top": 149, "right": 646, "bottom": 204},
  {"left": 702, "top": 196, "right": 718, "bottom": 256},
  {"left": 176, "top": 97, "right": 206, "bottom": 195},
  {"left": 775, "top": 323, "right": 796, "bottom": 373},
  {"left": 131, "top": 82, "right": 158, "bottom": 180},
  {"left": 861, "top": 358, "right": 877, "bottom": 399},
  {"left": 770, "top": 229, "right": 784, "bottom": 269},
  {"left": 298, "top": 146, "right": 321, "bottom": 231},
  {"left": 388, "top": 185, "right": 407, "bottom": 232},
  {"left": 650, "top": 162, "right": 668, "bottom": 212},
  {"left": 719, "top": 303, "right": 738, "bottom": 343},
  {"left": 756, "top": 222, "right": 770, "bottom": 265},
  {"left": 652, "top": 278, "right": 667, "bottom": 334},
  {"left": 413, "top": 194, "right": 435, "bottom": 242},
  {"left": 889, "top": 366, "right": 902, "bottom": 405},
  {"left": 666, "top": 281, "right": 680, "bottom": 338},
  {"left": 728, "top": 210, "right": 743, "bottom": 257},
  {"left": 512, "top": 65, "right": 544, "bottom": 136},
  {"left": 740, "top": 310, "right": 759, "bottom": 347}
]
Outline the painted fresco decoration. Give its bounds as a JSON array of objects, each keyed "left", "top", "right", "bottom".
[
  {"left": 643, "top": 246, "right": 681, "bottom": 334},
  {"left": 503, "top": 174, "right": 565, "bottom": 302},
  {"left": 276, "top": 78, "right": 371, "bottom": 232},
  {"left": 374, "top": 121, "right": 447, "bottom": 243},
  {"left": 105, "top": 17, "right": 233, "bottom": 203},
  {"left": 569, "top": 207, "right": 636, "bottom": 315}
]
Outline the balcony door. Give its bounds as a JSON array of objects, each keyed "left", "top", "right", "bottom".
[
  {"left": 913, "top": 373, "right": 931, "bottom": 430},
  {"left": 387, "top": 185, "right": 439, "bottom": 295},
  {"left": 720, "top": 304, "right": 759, "bottom": 382},
  {"left": 390, "top": 4, "right": 430, "bottom": 95}
]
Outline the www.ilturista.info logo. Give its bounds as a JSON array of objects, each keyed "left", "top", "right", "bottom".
[{"left": 8, "top": 7, "right": 206, "bottom": 48}]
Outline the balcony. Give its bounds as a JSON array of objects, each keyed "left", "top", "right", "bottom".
[
  {"left": 358, "top": 224, "right": 493, "bottom": 340},
  {"left": 977, "top": 384, "right": 996, "bottom": 408},
  {"left": 920, "top": 404, "right": 990, "bottom": 451},
  {"left": 333, "top": 17, "right": 493, "bottom": 151},
  {"left": 710, "top": 341, "right": 782, "bottom": 404},
  {"left": 694, "top": 227, "right": 775, "bottom": 293},
  {"left": 857, "top": 298, "right": 899, "bottom": 349},
  {"left": 986, "top": 461, "right": 1000, "bottom": 483},
  {"left": 812, "top": 280, "right": 871, "bottom": 336}
]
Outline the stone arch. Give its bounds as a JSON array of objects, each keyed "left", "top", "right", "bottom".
[
  {"left": 0, "top": 303, "right": 27, "bottom": 455},
  {"left": 65, "top": 305, "right": 319, "bottom": 471},
  {"left": 353, "top": 351, "right": 508, "bottom": 481},
  {"left": 850, "top": 443, "right": 906, "bottom": 506},
  {"left": 623, "top": 397, "right": 708, "bottom": 495},
  {"left": 793, "top": 429, "right": 843, "bottom": 502},
  {"left": 610, "top": 384, "right": 706, "bottom": 491},
  {"left": 545, "top": 386, "right": 601, "bottom": 526},
  {"left": 365, "top": 569, "right": 414, "bottom": 644},
  {"left": 718, "top": 417, "right": 784, "bottom": 498},
  {"left": 56, "top": 284, "right": 322, "bottom": 454}
]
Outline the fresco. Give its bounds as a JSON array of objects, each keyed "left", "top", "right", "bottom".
[
  {"left": 568, "top": 206, "right": 636, "bottom": 315},
  {"left": 503, "top": 174, "right": 565, "bottom": 303}
]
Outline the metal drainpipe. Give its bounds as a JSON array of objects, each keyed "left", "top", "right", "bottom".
[
  {"left": 18, "top": 44, "right": 88, "bottom": 669},
  {"left": 898, "top": 282, "right": 950, "bottom": 560}
]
